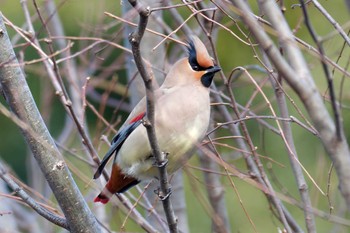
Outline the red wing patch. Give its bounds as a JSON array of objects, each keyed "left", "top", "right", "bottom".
[{"left": 129, "top": 112, "right": 145, "bottom": 124}]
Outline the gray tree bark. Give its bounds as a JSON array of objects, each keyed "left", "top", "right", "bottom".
[{"left": 0, "top": 12, "right": 100, "bottom": 233}]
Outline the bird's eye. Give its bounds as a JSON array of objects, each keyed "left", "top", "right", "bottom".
[{"left": 193, "top": 65, "right": 199, "bottom": 71}]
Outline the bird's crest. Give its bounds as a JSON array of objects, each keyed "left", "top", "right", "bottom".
[{"left": 187, "top": 36, "right": 214, "bottom": 71}]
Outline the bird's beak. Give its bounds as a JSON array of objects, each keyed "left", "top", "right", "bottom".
[{"left": 207, "top": 65, "right": 221, "bottom": 74}]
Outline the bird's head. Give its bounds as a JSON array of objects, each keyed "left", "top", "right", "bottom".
[
  {"left": 187, "top": 36, "right": 221, "bottom": 87},
  {"left": 162, "top": 36, "right": 221, "bottom": 88}
]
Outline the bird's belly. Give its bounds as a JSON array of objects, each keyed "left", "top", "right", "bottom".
[{"left": 117, "top": 112, "right": 209, "bottom": 181}]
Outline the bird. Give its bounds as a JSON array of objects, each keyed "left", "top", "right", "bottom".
[{"left": 93, "top": 36, "right": 221, "bottom": 204}]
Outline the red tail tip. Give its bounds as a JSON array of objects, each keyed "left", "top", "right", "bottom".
[{"left": 94, "top": 195, "right": 109, "bottom": 204}]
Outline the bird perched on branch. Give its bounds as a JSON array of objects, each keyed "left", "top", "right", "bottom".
[{"left": 93, "top": 36, "right": 221, "bottom": 204}]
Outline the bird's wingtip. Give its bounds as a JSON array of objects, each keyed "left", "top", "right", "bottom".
[{"left": 93, "top": 170, "right": 101, "bottom": 179}]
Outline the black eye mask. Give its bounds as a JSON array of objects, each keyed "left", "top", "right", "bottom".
[{"left": 187, "top": 40, "right": 206, "bottom": 71}]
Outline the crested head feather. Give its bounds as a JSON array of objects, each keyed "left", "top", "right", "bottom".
[
  {"left": 161, "top": 36, "right": 220, "bottom": 88},
  {"left": 187, "top": 36, "right": 214, "bottom": 71}
]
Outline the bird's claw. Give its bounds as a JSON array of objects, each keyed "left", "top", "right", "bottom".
[
  {"left": 152, "top": 152, "right": 169, "bottom": 168},
  {"left": 154, "top": 187, "right": 172, "bottom": 201},
  {"left": 156, "top": 158, "right": 168, "bottom": 168}
]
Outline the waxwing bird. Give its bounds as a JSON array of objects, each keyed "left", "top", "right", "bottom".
[{"left": 94, "top": 36, "right": 221, "bottom": 204}]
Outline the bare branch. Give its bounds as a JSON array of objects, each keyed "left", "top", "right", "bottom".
[
  {"left": 127, "top": 0, "right": 178, "bottom": 232},
  {"left": 222, "top": 0, "right": 350, "bottom": 212},
  {"left": 260, "top": 45, "right": 317, "bottom": 231},
  {"left": 198, "top": 149, "right": 231, "bottom": 233},
  {"left": 0, "top": 162, "right": 69, "bottom": 230},
  {"left": 0, "top": 12, "right": 100, "bottom": 232},
  {"left": 299, "top": 0, "right": 342, "bottom": 140},
  {"left": 311, "top": 0, "right": 350, "bottom": 46}
]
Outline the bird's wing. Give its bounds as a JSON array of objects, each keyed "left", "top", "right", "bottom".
[
  {"left": 120, "top": 89, "right": 165, "bottom": 128},
  {"left": 93, "top": 112, "right": 146, "bottom": 179},
  {"left": 93, "top": 88, "right": 164, "bottom": 179}
]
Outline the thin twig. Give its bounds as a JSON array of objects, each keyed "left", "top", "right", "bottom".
[
  {"left": 0, "top": 13, "right": 100, "bottom": 232},
  {"left": 163, "top": 0, "right": 193, "bottom": 36},
  {"left": 220, "top": 7, "right": 350, "bottom": 78},
  {"left": 104, "top": 12, "right": 186, "bottom": 46},
  {"left": 223, "top": 0, "right": 350, "bottom": 213},
  {"left": 256, "top": 31, "right": 317, "bottom": 231},
  {"left": 332, "top": 29, "right": 350, "bottom": 113},
  {"left": 209, "top": 115, "right": 318, "bottom": 136},
  {"left": 299, "top": 0, "right": 342, "bottom": 141},
  {"left": 200, "top": 19, "right": 232, "bottom": 233},
  {"left": 150, "top": 0, "right": 203, "bottom": 12},
  {"left": 31, "top": 0, "right": 102, "bottom": 165},
  {"left": 127, "top": 0, "right": 178, "bottom": 232},
  {"left": 0, "top": 162, "right": 69, "bottom": 230},
  {"left": 311, "top": 0, "right": 350, "bottom": 46},
  {"left": 326, "top": 163, "right": 334, "bottom": 215}
]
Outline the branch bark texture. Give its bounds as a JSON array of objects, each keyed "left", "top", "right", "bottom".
[
  {"left": 0, "top": 162, "right": 69, "bottom": 230},
  {"left": 127, "top": 0, "right": 178, "bottom": 232},
  {"left": 0, "top": 12, "right": 100, "bottom": 233}
]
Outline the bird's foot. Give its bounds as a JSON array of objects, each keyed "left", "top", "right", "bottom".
[
  {"left": 152, "top": 152, "right": 169, "bottom": 168},
  {"left": 154, "top": 186, "right": 172, "bottom": 201}
]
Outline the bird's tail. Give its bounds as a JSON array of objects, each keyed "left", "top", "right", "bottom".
[{"left": 94, "top": 164, "right": 139, "bottom": 204}]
